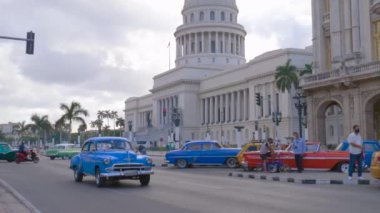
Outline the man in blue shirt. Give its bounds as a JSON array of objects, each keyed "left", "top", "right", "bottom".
[{"left": 292, "top": 132, "right": 306, "bottom": 173}]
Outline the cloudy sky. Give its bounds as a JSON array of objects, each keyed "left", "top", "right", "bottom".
[{"left": 0, "top": 0, "right": 311, "bottom": 131}]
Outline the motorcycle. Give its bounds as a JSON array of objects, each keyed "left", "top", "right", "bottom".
[{"left": 15, "top": 149, "right": 39, "bottom": 164}]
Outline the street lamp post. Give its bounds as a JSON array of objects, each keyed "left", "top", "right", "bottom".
[
  {"left": 272, "top": 111, "right": 282, "bottom": 141},
  {"left": 293, "top": 88, "right": 307, "bottom": 138},
  {"left": 128, "top": 121, "right": 133, "bottom": 142}
]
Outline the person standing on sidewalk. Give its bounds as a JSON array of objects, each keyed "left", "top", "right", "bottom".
[
  {"left": 292, "top": 132, "right": 306, "bottom": 173},
  {"left": 348, "top": 125, "right": 364, "bottom": 180}
]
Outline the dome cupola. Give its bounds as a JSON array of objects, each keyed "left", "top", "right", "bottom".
[{"left": 174, "top": 0, "right": 246, "bottom": 68}]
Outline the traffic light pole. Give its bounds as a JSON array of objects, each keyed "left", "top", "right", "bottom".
[{"left": 0, "top": 31, "right": 35, "bottom": 54}]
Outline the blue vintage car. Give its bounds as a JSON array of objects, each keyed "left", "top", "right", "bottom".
[
  {"left": 70, "top": 137, "right": 154, "bottom": 187},
  {"left": 165, "top": 141, "right": 241, "bottom": 168},
  {"left": 336, "top": 140, "right": 380, "bottom": 167}
]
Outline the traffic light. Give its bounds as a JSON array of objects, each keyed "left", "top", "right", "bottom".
[
  {"left": 255, "top": 93, "right": 261, "bottom": 106},
  {"left": 26, "top": 31, "right": 35, "bottom": 54}
]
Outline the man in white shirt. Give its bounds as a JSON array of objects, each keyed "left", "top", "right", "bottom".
[{"left": 347, "top": 125, "right": 364, "bottom": 180}]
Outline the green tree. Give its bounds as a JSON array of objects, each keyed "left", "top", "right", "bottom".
[
  {"left": 29, "top": 114, "right": 53, "bottom": 144},
  {"left": 299, "top": 63, "right": 313, "bottom": 76},
  {"left": 275, "top": 59, "right": 299, "bottom": 93},
  {"left": 57, "top": 102, "right": 89, "bottom": 143},
  {"left": 13, "top": 121, "right": 31, "bottom": 142},
  {"left": 116, "top": 117, "right": 125, "bottom": 136},
  {"left": 90, "top": 118, "right": 103, "bottom": 136}
]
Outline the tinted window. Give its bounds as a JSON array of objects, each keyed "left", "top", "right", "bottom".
[
  {"left": 82, "top": 142, "right": 90, "bottom": 152},
  {"left": 212, "top": 143, "right": 221, "bottom": 149},
  {"left": 364, "top": 144, "right": 376, "bottom": 152},
  {"left": 96, "top": 140, "right": 131, "bottom": 151},
  {"left": 89, "top": 143, "right": 96, "bottom": 152},
  {"left": 187, "top": 144, "right": 201, "bottom": 151},
  {"left": 202, "top": 143, "right": 212, "bottom": 150}
]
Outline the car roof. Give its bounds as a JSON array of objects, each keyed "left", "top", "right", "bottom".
[
  {"left": 84, "top": 137, "right": 129, "bottom": 143},
  {"left": 56, "top": 143, "right": 75, "bottom": 146},
  {"left": 185, "top": 141, "right": 218, "bottom": 146}
]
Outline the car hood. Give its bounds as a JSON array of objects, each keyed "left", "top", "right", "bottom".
[{"left": 96, "top": 150, "right": 137, "bottom": 161}]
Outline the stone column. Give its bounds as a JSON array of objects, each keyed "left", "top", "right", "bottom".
[
  {"left": 205, "top": 98, "right": 209, "bottom": 124},
  {"left": 201, "top": 99, "right": 204, "bottom": 125},
  {"left": 226, "top": 93, "right": 230, "bottom": 122},
  {"left": 210, "top": 97, "right": 214, "bottom": 124},
  {"left": 237, "top": 90, "right": 241, "bottom": 121},
  {"left": 351, "top": 0, "right": 360, "bottom": 53},
  {"left": 195, "top": 32, "right": 199, "bottom": 54},
  {"left": 188, "top": 34, "right": 191, "bottom": 55},
  {"left": 231, "top": 92, "right": 235, "bottom": 122},
  {"left": 214, "top": 96, "right": 218, "bottom": 123},
  {"left": 208, "top": 32, "right": 212, "bottom": 53},
  {"left": 243, "top": 89, "right": 247, "bottom": 120},
  {"left": 201, "top": 32, "right": 205, "bottom": 53},
  {"left": 216, "top": 32, "right": 219, "bottom": 53},
  {"left": 331, "top": 0, "right": 343, "bottom": 69},
  {"left": 344, "top": 0, "right": 352, "bottom": 55}
]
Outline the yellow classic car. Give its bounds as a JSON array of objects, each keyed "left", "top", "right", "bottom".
[{"left": 370, "top": 151, "right": 380, "bottom": 179}]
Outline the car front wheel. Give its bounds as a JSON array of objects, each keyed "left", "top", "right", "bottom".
[
  {"left": 139, "top": 175, "right": 150, "bottom": 186},
  {"left": 74, "top": 167, "right": 83, "bottom": 182},
  {"left": 95, "top": 168, "right": 105, "bottom": 187},
  {"left": 50, "top": 156, "right": 55, "bottom": 160},
  {"left": 176, "top": 159, "right": 188, "bottom": 169},
  {"left": 226, "top": 158, "right": 238, "bottom": 168}
]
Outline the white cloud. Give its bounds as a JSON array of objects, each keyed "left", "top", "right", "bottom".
[{"left": 0, "top": 0, "right": 311, "bottom": 130}]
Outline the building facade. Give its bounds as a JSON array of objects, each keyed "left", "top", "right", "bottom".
[
  {"left": 301, "top": 0, "right": 380, "bottom": 145},
  {"left": 125, "top": 0, "right": 313, "bottom": 146}
]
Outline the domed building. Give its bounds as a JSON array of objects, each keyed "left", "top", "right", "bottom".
[{"left": 125, "top": 0, "right": 312, "bottom": 146}]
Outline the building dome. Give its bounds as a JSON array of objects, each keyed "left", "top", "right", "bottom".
[
  {"left": 174, "top": 0, "right": 246, "bottom": 68},
  {"left": 183, "top": 0, "right": 238, "bottom": 11}
]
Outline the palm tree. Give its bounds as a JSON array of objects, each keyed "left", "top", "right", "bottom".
[
  {"left": 275, "top": 59, "right": 299, "bottom": 93},
  {"left": 90, "top": 118, "right": 103, "bottom": 136},
  {"left": 116, "top": 117, "right": 125, "bottom": 136},
  {"left": 13, "top": 121, "right": 30, "bottom": 142},
  {"left": 110, "top": 111, "right": 118, "bottom": 135},
  {"left": 77, "top": 123, "right": 87, "bottom": 145},
  {"left": 58, "top": 102, "right": 89, "bottom": 143},
  {"left": 299, "top": 63, "right": 313, "bottom": 77},
  {"left": 29, "top": 114, "right": 52, "bottom": 145}
]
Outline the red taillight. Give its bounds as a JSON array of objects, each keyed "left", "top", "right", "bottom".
[{"left": 377, "top": 156, "right": 380, "bottom": 164}]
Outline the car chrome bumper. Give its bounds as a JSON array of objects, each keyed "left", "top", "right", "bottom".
[{"left": 100, "top": 169, "right": 154, "bottom": 178}]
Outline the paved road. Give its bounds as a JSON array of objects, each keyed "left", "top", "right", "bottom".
[{"left": 0, "top": 156, "right": 379, "bottom": 213}]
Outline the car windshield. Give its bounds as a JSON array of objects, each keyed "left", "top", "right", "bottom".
[{"left": 96, "top": 140, "right": 131, "bottom": 151}]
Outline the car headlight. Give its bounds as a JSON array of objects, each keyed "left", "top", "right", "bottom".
[
  {"left": 104, "top": 158, "right": 111, "bottom": 165},
  {"left": 147, "top": 157, "right": 153, "bottom": 164}
]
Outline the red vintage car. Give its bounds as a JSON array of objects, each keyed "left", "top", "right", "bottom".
[{"left": 242, "top": 142, "right": 350, "bottom": 173}]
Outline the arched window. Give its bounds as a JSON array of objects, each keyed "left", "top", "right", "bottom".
[
  {"left": 230, "top": 13, "right": 233, "bottom": 22},
  {"left": 200, "top": 11, "right": 204, "bottom": 21},
  {"left": 190, "top": 13, "right": 194, "bottom": 22},
  {"left": 221, "top": 12, "right": 225, "bottom": 21},
  {"left": 210, "top": 11, "right": 215, "bottom": 21}
]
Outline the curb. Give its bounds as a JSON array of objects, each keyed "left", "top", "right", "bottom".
[
  {"left": 0, "top": 178, "right": 41, "bottom": 213},
  {"left": 228, "top": 172, "right": 376, "bottom": 185}
]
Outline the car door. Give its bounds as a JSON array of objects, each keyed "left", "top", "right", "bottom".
[
  {"left": 200, "top": 142, "right": 224, "bottom": 164},
  {"left": 186, "top": 143, "right": 202, "bottom": 164},
  {"left": 80, "top": 142, "right": 91, "bottom": 174}
]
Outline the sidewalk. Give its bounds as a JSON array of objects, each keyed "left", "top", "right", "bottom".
[
  {"left": 0, "top": 179, "right": 40, "bottom": 213},
  {"left": 229, "top": 170, "right": 380, "bottom": 185}
]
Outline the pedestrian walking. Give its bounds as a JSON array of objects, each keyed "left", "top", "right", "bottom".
[
  {"left": 347, "top": 125, "right": 364, "bottom": 180},
  {"left": 292, "top": 132, "right": 306, "bottom": 173},
  {"left": 259, "top": 138, "right": 275, "bottom": 172}
]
